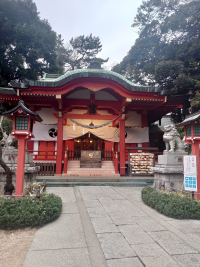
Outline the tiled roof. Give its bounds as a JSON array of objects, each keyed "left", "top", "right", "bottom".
[
  {"left": 177, "top": 111, "right": 200, "bottom": 126},
  {"left": 11, "top": 69, "right": 162, "bottom": 93}
]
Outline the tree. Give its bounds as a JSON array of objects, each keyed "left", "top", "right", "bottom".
[
  {"left": 112, "top": 0, "right": 200, "bottom": 122},
  {"left": 63, "top": 34, "right": 109, "bottom": 71},
  {"left": 0, "top": 0, "right": 64, "bottom": 86}
]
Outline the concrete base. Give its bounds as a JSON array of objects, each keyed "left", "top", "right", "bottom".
[
  {"left": 153, "top": 172, "right": 184, "bottom": 191},
  {"left": 152, "top": 152, "right": 187, "bottom": 191},
  {"left": 0, "top": 170, "right": 38, "bottom": 192},
  {"left": 0, "top": 148, "right": 39, "bottom": 193}
]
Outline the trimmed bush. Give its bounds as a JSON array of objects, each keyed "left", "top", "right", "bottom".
[
  {"left": 142, "top": 187, "right": 200, "bottom": 219},
  {"left": 0, "top": 193, "right": 62, "bottom": 229}
]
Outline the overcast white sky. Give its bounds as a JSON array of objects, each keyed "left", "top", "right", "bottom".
[{"left": 34, "top": 0, "right": 143, "bottom": 68}]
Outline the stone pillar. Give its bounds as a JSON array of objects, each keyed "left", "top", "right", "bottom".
[{"left": 152, "top": 152, "right": 187, "bottom": 191}]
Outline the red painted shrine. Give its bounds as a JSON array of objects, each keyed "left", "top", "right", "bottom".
[{"left": 0, "top": 64, "right": 183, "bottom": 177}]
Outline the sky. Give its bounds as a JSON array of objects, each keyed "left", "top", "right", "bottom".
[{"left": 33, "top": 0, "right": 143, "bottom": 69}]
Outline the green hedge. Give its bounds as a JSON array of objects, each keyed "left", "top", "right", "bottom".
[
  {"left": 141, "top": 187, "right": 200, "bottom": 219},
  {"left": 0, "top": 193, "right": 62, "bottom": 229}
]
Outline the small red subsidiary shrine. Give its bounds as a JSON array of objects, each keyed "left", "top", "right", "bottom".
[{"left": 0, "top": 63, "right": 183, "bottom": 176}]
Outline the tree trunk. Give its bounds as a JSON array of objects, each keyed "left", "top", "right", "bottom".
[{"left": 0, "top": 145, "right": 14, "bottom": 195}]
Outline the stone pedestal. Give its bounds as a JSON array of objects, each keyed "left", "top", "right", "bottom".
[
  {"left": 152, "top": 152, "right": 187, "bottom": 191},
  {"left": 0, "top": 148, "right": 39, "bottom": 193}
]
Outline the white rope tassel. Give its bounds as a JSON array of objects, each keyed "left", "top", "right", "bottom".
[
  {"left": 73, "top": 123, "right": 75, "bottom": 131},
  {"left": 83, "top": 127, "right": 84, "bottom": 134}
]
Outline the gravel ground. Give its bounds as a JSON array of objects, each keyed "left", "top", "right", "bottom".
[{"left": 0, "top": 228, "right": 37, "bottom": 267}]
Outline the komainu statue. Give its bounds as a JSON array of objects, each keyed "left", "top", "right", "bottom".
[{"left": 163, "top": 124, "right": 185, "bottom": 153}]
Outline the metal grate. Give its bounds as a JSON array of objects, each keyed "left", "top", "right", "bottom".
[
  {"left": 15, "top": 116, "right": 29, "bottom": 130},
  {"left": 185, "top": 125, "right": 191, "bottom": 136},
  {"left": 194, "top": 124, "right": 200, "bottom": 136}
]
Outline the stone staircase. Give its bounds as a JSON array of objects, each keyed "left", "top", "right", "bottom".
[
  {"left": 36, "top": 160, "right": 154, "bottom": 187},
  {"left": 62, "top": 160, "right": 120, "bottom": 177}
]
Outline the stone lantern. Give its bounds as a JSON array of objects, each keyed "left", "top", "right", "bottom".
[
  {"left": 3, "top": 100, "right": 42, "bottom": 195},
  {"left": 177, "top": 111, "right": 200, "bottom": 199}
]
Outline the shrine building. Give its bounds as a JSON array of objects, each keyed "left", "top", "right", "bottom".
[{"left": 0, "top": 62, "right": 182, "bottom": 176}]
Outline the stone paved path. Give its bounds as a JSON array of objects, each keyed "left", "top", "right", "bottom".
[{"left": 23, "top": 187, "right": 200, "bottom": 267}]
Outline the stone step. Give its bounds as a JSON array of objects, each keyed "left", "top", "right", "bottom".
[
  {"left": 67, "top": 167, "right": 115, "bottom": 170},
  {"left": 45, "top": 182, "right": 151, "bottom": 187},
  {"left": 63, "top": 173, "right": 120, "bottom": 177},
  {"left": 36, "top": 178, "right": 153, "bottom": 187},
  {"left": 66, "top": 160, "right": 116, "bottom": 176},
  {"left": 37, "top": 177, "right": 154, "bottom": 183}
]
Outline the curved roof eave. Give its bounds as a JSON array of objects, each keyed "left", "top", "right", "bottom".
[{"left": 13, "top": 69, "right": 162, "bottom": 94}]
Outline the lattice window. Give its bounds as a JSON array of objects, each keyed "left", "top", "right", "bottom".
[
  {"left": 185, "top": 125, "right": 191, "bottom": 136},
  {"left": 15, "top": 116, "right": 29, "bottom": 130},
  {"left": 194, "top": 124, "right": 200, "bottom": 136}
]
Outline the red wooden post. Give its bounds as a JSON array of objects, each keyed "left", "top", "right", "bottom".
[
  {"left": 56, "top": 115, "right": 63, "bottom": 175},
  {"left": 15, "top": 136, "right": 26, "bottom": 196},
  {"left": 115, "top": 152, "right": 118, "bottom": 174},
  {"left": 192, "top": 141, "right": 200, "bottom": 200},
  {"left": 120, "top": 120, "right": 126, "bottom": 175}
]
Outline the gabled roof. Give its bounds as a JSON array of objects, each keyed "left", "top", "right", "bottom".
[
  {"left": 177, "top": 111, "right": 200, "bottom": 127},
  {"left": 10, "top": 68, "right": 163, "bottom": 94},
  {"left": 3, "top": 100, "right": 42, "bottom": 122}
]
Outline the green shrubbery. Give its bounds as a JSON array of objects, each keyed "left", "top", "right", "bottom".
[
  {"left": 0, "top": 193, "right": 62, "bottom": 229},
  {"left": 142, "top": 187, "right": 200, "bottom": 219}
]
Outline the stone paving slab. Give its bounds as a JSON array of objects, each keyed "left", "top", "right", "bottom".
[
  {"left": 101, "top": 203, "right": 124, "bottom": 213},
  {"left": 107, "top": 257, "right": 144, "bottom": 267},
  {"left": 149, "top": 230, "right": 198, "bottom": 255},
  {"left": 167, "top": 219, "right": 200, "bottom": 230},
  {"left": 131, "top": 243, "right": 180, "bottom": 267},
  {"left": 47, "top": 187, "right": 76, "bottom": 202},
  {"left": 108, "top": 211, "right": 137, "bottom": 225},
  {"left": 97, "top": 232, "right": 136, "bottom": 259},
  {"left": 61, "top": 202, "right": 79, "bottom": 214},
  {"left": 118, "top": 225, "right": 155, "bottom": 245},
  {"left": 98, "top": 196, "right": 115, "bottom": 204},
  {"left": 23, "top": 248, "right": 92, "bottom": 267},
  {"left": 139, "top": 255, "right": 180, "bottom": 267},
  {"left": 91, "top": 217, "right": 119, "bottom": 234},
  {"left": 30, "top": 213, "right": 86, "bottom": 250},
  {"left": 114, "top": 199, "right": 147, "bottom": 217},
  {"left": 87, "top": 206, "right": 109, "bottom": 218},
  {"left": 84, "top": 199, "right": 102, "bottom": 208},
  {"left": 172, "top": 254, "right": 200, "bottom": 267},
  {"left": 187, "top": 232, "right": 200, "bottom": 244},
  {"left": 134, "top": 217, "right": 166, "bottom": 232}
]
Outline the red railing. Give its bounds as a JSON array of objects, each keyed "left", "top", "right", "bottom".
[
  {"left": 112, "top": 151, "right": 119, "bottom": 174},
  {"left": 29, "top": 150, "right": 57, "bottom": 161}
]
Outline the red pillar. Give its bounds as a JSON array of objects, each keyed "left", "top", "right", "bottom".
[
  {"left": 15, "top": 136, "right": 26, "bottom": 196},
  {"left": 120, "top": 120, "right": 126, "bottom": 175},
  {"left": 56, "top": 116, "right": 63, "bottom": 175},
  {"left": 192, "top": 141, "right": 200, "bottom": 200}
]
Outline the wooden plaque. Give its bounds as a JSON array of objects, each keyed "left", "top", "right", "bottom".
[{"left": 80, "top": 150, "right": 101, "bottom": 168}]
